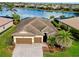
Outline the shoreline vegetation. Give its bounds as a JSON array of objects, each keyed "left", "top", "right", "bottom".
[
  {"left": 0, "top": 3, "right": 79, "bottom": 13},
  {"left": 25, "top": 7, "right": 79, "bottom": 13}
]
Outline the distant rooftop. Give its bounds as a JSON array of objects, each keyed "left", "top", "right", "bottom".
[
  {"left": 60, "top": 17, "right": 79, "bottom": 30},
  {"left": 0, "top": 17, "right": 13, "bottom": 27}
]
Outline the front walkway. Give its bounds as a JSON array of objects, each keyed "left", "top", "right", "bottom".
[{"left": 12, "top": 43, "right": 43, "bottom": 57}]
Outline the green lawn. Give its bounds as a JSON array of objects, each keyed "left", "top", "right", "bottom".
[
  {"left": 44, "top": 40, "right": 79, "bottom": 57},
  {"left": 0, "top": 25, "right": 16, "bottom": 57}
]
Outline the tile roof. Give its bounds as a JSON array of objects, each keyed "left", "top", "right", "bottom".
[
  {"left": 60, "top": 17, "right": 79, "bottom": 30},
  {"left": 13, "top": 17, "right": 57, "bottom": 36}
]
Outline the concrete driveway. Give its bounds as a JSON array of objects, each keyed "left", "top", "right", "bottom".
[{"left": 12, "top": 43, "right": 43, "bottom": 57}]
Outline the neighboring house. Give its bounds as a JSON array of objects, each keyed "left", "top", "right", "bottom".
[
  {"left": 12, "top": 17, "right": 57, "bottom": 44},
  {"left": 0, "top": 17, "right": 13, "bottom": 33}
]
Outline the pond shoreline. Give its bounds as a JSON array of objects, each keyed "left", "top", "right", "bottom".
[
  {"left": 0, "top": 7, "right": 79, "bottom": 19},
  {"left": 25, "top": 7, "right": 79, "bottom": 13}
]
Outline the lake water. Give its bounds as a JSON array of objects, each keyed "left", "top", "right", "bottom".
[{"left": 0, "top": 8, "right": 79, "bottom": 19}]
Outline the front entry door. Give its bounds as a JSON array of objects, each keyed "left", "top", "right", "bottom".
[{"left": 43, "top": 33, "right": 47, "bottom": 42}]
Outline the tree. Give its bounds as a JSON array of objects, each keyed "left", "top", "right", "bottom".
[
  {"left": 6, "top": 3, "right": 14, "bottom": 11},
  {"left": 5, "top": 3, "right": 20, "bottom": 25},
  {"left": 12, "top": 13, "right": 20, "bottom": 25},
  {"left": 5, "top": 3, "right": 17, "bottom": 14},
  {"left": 0, "top": 5, "right": 2, "bottom": 11},
  {"left": 60, "top": 15, "right": 65, "bottom": 19},
  {"left": 49, "top": 16, "right": 54, "bottom": 19},
  {"left": 55, "top": 30, "right": 73, "bottom": 48},
  {"left": 48, "top": 36, "right": 56, "bottom": 46},
  {"left": 49, "top": 15, "right": 55, "bottom": 21},
  {"left": 51, "top": 20, "right": 61, "bottom": 30}
]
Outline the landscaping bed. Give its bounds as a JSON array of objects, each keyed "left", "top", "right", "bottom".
[
  {"left": 43, "top": 44, "right": 61, "bottom": 53},
  {"left": 43, "top": 41, "right": 79, "bottom": 57}
]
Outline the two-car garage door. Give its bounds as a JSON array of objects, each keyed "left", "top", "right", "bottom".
[
  {"left": 16, "top": 38, "right": 32, "bottom": 44},
  {"left": 15, "top": 37, "right": 42, "bottom": 44}
]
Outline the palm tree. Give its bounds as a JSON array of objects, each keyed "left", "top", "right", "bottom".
[
  {"left": 55, "top": 30, "right": 73, "bottom": 48},
  {"left": 6, "top": 3, "right": 14, "bottom": 11},
  {"left": 5, "top": 3, "right": 20, "bottom": 25},
  {"left": 5, "top": 3, "right": 17, "bottom": 15},
  {"left": 12, "top": 13, "right": 20, "bottom": 25}
]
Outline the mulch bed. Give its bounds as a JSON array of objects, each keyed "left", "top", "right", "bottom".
[{"left": 43, "top": 44, "right": 61, "bottom": 53}]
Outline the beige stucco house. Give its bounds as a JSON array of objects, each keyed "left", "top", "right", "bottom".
[
  {"left": 0, "top": 17, "right": 13, "bottom": 33},
  {"left": 13, "top": 17, "right": 57, "bottom": 44}
]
